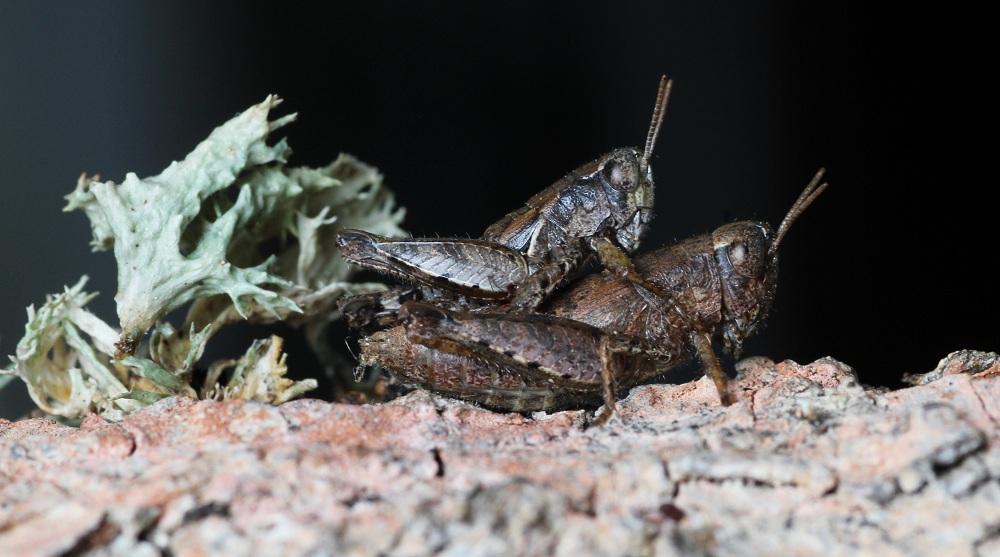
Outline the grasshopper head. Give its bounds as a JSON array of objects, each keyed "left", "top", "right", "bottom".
[
  {"left": 598, "top": 147, "right": 655, "bottom": 253},
  {"left": 712, "top": 169, "right": 828, "bottom": 356},
  {"left": 607, "top": 76, "right": 672, "bottom": 253},
  {"left": 711, "top": 221, "right": 778, "bottom": 356}
]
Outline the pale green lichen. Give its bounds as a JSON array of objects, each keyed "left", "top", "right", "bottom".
[
  {"left": 180, "top": 152, "right": 404, "bottom": 364},
  {"left": 202, "top": 335, "right": 317, "bottom": 405},
  {"left": 5, "top": 277, "right": 143, "bottom": 419},
  {"left": 1, "top": 96, "right": 405, "bottom": 419},
  {"left": 65, "top": 95, "right": 404, "bottom": 358},
  {"left": 2, "top": 276, "right": 317, "bottom": 419}
]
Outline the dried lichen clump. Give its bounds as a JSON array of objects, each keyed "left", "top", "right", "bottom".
[
  {"left": 2, "top": 96, "right": 405, "bottom": 419},
  {"left": 64, "top": 95, "right": 403, "bottom": 358},
  {"left": 7, "top": 278, "right": 147, "bottom": 418}
]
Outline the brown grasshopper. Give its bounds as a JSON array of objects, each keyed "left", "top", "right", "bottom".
[
  {"left": 337, "top": 76, "right": 673, "bottom": 327},
  {"left": 356, "top": 170, "right": 828, "bottom": 425}
]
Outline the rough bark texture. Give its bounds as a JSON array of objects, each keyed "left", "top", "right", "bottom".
[{"left": 1, "top": 351, "right": 999, "bottom": 556}]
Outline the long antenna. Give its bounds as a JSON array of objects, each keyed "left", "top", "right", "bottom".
[
  {"left": 641, "top": 75, "right": 673, "bottom": 174},
  {"left": 772, "top": 168, "right": 828, "bottom": 254}
]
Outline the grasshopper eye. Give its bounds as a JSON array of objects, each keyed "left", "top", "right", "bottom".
[
  {"left": 601, "top": 151, "right": 640, "bottom": 192},
  {"left": 729, "top": 242, "right": 747, "bottom": 266},
  {"left": 716, "top": 224, "right": 770, "bottom": 281},
  {"left": 726, "top": 231, "right": 767, "bottom": 279}
]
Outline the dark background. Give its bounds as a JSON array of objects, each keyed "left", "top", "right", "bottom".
[{"left": 2, "top": 3, "right": 995, "bottom": 418}]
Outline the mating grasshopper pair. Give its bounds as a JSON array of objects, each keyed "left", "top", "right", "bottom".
[{"left": 336, "top": 76, "right": 827, "bottom": 425}]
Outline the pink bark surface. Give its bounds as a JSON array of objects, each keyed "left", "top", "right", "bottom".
[{"left": 2, "top": 352, "right": 998, "bottom": 556}]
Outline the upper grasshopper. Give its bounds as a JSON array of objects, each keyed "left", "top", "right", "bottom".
[
  {"left": 337, "top": 76, "right": 672, "bottom": 326},
  {"left": 357, "top": 170, "right": 828, "bottom": 426}
]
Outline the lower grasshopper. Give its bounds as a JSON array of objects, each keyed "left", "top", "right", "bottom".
[
  {"left": 337, "top": 76, "right": 673, "bottom": 326},
  {"left": 357, "top": 170, "right": 828, "bottom": 425}
]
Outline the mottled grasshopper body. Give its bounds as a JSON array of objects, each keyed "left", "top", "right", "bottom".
[
  {"left": 337, "top": 76, "right": 672, "bottom": 326},
  {"left": 359, "top": 171, "right": 828, "bottom": 425}
]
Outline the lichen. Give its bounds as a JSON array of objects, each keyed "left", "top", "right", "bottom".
[
  {"left": 64, "top": 95, "right": 403, "bottom": 359},
  {"left": 5, "top": 277, "right": 143, "bottom": 419},
  {"left": 202, "top": 335, "right": 317, "bottom": 405},
  {"left": 2, "top": 96, "right": 405, "bottom": 419}
]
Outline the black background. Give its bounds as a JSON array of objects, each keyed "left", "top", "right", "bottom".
[{"left": 2, "top": 3, "right": 996, "bottom": 418}]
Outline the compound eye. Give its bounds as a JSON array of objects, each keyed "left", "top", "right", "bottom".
[
  {"left": 601, "top": 151, "right": 640, "bottom": 192},
  {"left": 726, "top": 232, "right": 766, "bottom": 279},
  {"left": 729, "top": 242, "right": 747, "bottom": 267}
]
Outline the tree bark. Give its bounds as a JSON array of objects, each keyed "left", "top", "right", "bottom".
[{"left": 1, "top": 352, "right": 998, "bottom": 556}]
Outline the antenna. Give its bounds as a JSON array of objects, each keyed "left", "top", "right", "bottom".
[
  {"left": 641, "top": 75, "right": 673, "bottom": 174},
  {"left": 772, "top": 168, "right": 828, "bottom": 253}
]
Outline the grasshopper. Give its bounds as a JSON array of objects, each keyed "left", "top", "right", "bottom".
[
  {"left": 357, "top": 170, "right": 828, "bottom": 425},
  {"left": 337, "top": 76, "right": 672, "bottom": 327}
]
